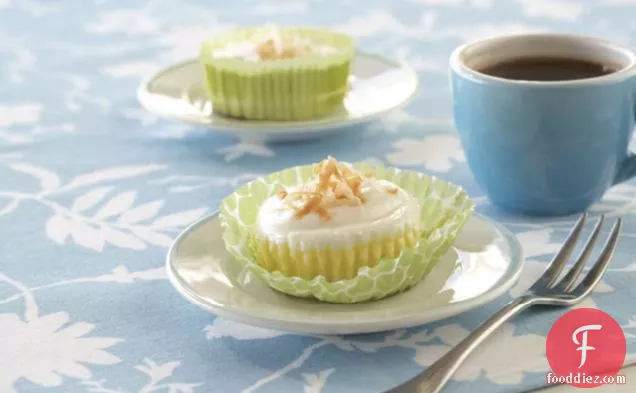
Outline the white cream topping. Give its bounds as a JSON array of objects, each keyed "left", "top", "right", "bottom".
[
  {"left": 256, "top": 178, "right": 420, "bottom": 249},
  {"left": 212, "top": 41, "right": 264, "bottom": 62},
  {"left": 211, "top": 25, "right": 337, "bottom": 61}
]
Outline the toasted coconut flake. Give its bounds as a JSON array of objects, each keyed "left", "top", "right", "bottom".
[
  {"left": 316, "top": 206, "right": 331, "bottom": 221},
  {"left": 256, "top": 37, "right": 303, "bottom": 60},
  {"left": 277, "top": 157, "right": 399, "bottom": 220}
]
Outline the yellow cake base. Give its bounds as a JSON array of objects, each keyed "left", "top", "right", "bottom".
[{"left": 250, "top": 228, "right": 419, "bottom": 282}]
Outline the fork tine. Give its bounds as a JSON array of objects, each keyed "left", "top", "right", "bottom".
[
  {"left": 561, "top": 215, "right": 605, "bottom": 291},
  {"left": 574, "top": 218, "right": 622, "bottom": 296},
  {"left": 542, "top": 213, "right": 587, "bottom": 287}
]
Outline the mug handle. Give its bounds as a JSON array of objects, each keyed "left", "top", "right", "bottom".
[
  {"left": 614, "top": 154, "right": 636, "bottom": 184},
  {"left": 614, "top": 100, "right": 636, "bottom": 184}
]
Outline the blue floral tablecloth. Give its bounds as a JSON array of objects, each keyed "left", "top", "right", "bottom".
[{"left": 2, "top": 0, "right": 636, "bottom": 392}]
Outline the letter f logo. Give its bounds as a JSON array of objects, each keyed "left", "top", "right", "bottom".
[{"left": 572, "top": 324, "right": 602, "bottom": 368}]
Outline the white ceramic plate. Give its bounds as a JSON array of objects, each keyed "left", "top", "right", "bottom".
[
  {"left": 138, "top": 52, "right": 418, "bottom": 142},
  {"left": 166, "top": 212, "right": 524, "bottom": 335}
]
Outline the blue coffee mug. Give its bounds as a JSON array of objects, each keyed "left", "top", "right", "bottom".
[{"left": 450, "top": 34, "right": 636, "bottom": 216}]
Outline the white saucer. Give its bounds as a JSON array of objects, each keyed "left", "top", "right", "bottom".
[
  {"left": 138, "top": 52, "right": 418, "bottom": 142},
  {"left": 166, "top": 212, "right": 524, "bottom": 335}
]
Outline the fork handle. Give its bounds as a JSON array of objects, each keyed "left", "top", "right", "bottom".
[{"left": 390, "top": 296, "right": 535, "bottom": 393}]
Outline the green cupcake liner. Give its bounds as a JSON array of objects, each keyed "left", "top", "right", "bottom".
[
  {"left": 199, "top": 26, "right": 355, "bottom": 121},
  {"left": 219, "top": 162, "right": 475, "bottom": 303}
]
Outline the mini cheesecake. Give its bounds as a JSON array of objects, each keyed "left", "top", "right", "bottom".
[
  {"left": 252, "top": 157, "right": 421, "bottom": 281},
  {"left": 199, "top": 25, "right": 354, "bottom": 121}
]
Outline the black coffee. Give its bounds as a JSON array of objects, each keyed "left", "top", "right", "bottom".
[{"left": 478, "top": 56, "right": 619, "bottom": 81}]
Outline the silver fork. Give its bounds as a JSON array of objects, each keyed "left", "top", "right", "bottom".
[{"left": 388, "top": 213, "right": 622, "bottom": 393}]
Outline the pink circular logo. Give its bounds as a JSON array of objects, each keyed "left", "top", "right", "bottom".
[{"left": 546, "top": 308, "right": 626, "bottom": 388}]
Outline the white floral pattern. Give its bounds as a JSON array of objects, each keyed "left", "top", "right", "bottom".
[
  {"left": 385, "top": 134, "right": 466, "bottom": 171},
  {"left": 204, "top": 319, "right": 287, "bottom": 340},
  {"left": 0, "top": 312, "right": 121, "bottom": 392},
  {"left": 81, "top": 358, "right": 201, "bottom": 393},
  {"left": 303, "top": 369, "right": 335, "bottom": 393},
  {"left": 516, "top": 229, "right": 563, "bottom": 258},
  {"left": 216, "top": 139, "right": 276, "bottom": 162},
  {"left": 2, "top": 163, "right": 207, "bottom": 251},
  {"left": 414, "top": 323, "right": 549, "bottom": 384},
  {"left": 2, "top": 0, "right": 636, "bottom": 392},
  {"left": 0, "top": 103, "right": 41, "bottom": 127}
]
